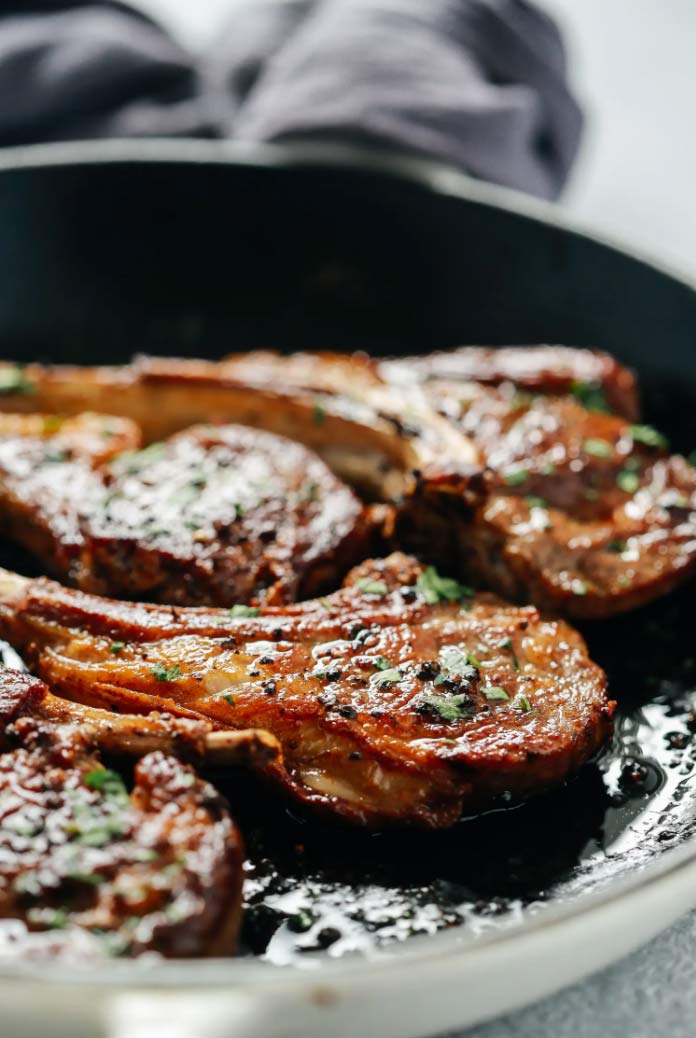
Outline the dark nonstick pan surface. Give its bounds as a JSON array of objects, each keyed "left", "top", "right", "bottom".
[{"left": 1, "top": 140, "right": 696, "bottom": 967}]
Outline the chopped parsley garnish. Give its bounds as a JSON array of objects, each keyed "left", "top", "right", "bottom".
[
  {"left": 223, "top": 693, "right": 235, "bottom": 707},
  {"left": 629, "top": 424, "right": 668, "bottom": 451},
  {"left": 68, "top": 871, "right": 105, "bottom": 886},
  {"left": 504, "top": 469, "right": 528, "bottom": 486},
  {"left": 570, "top": 381, "right": 609, "bottom": 413},
  {"left": 117, "top": 442, "right": 166, "bottom": 474},
  {"left": 583, "top": 438, "right": 613, "bottom": 458},
  {"left": 312, "top": 402, "right": 326, "bottom": 426},
  {"left": 607, "top": 539, "right": 628, "bottom": 554},
  {"left": 42, "top": 446, "right": 68, "bottom": 464},
  {"left": 109, "top": 641, "right": 126, "bottom": 654},
  {"left": 229, "top": 604, "right": 261, "bottom": 617},
  {"left": 27, "top": 908, "right": 68, "bottom": 930},
  {"left": 513, "top": 693, "right": 533, "bottom": 713},
  {"left": 301, "top": 481, "right": 318, "bottom": 502},
  {"left": 419, "top": 694, "right": 472, "bottom": 723},
  {"left": 416, "top": 566, "right": 473, "bottom": 605},
  {"left": 356, "top": 578, "right": 388, "bottom": 597},
  {"left": 439, "top": 645, "right": 468, "bottom": 674},
  {"left": 0, "top": 365, "right": 34, "bottom": 395},
  {"left": 151, "top": 663, "right": 182, "bottom": 682},
  {"left": 84, "top": 768, "right": 128, "bottom": 798},
  {"left": 500, "top": 637, "right": 519, "bottom": 671},
  {"left": 482, "top": 686, "right": 509, "bottom": 701},
  {"left": 616, "top": 470, "right": 640, "bottom": 494},
  {"left": 372, "top": 656, "right": 393, "bottom": 671},
  {"left": 526, "top": 496, "right": 547, "bottom": 509},
  {"left": 370, "top": 668, "right": 402, "bottom": 687}
]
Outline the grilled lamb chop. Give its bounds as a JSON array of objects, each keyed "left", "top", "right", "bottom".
[
  {"left": 0, "top": 347, "right": 689, "bottom": 617},
  {"left": 381, "top": 344, "right": 640, "bottom": 420},
  {"left": 0, "top": 412, "right": 372, "bottom": 606},
  {"left": 0, "top": 669, "right": 246, "bottom": 958},
  {"left": 0, "top": 555, "right": 613, "bottom": 829}
]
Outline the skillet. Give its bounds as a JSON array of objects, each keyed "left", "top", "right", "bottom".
[{"left": 1, "top": 139, "right": 696, "bottom": 1038}]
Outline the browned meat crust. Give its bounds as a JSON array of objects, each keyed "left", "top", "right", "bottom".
[
  {"left": 0, "top": 670, "right": 244, "bottom": 958},
  {"left": 0, "top": 413, "right": 371, "bottom": 606},
  {"left": 396, "top": 386, "right": 696, "bottom": 617},
  {"left": 0, "top": 347, "right": 687, "bottom": 619},
  {"left": 382, "top": 344, "right": 639, "bottom": 420},
  {"left": 0, "top": 555, "right": 614, "bottom": 829}
]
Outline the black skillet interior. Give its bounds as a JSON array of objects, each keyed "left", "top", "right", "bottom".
[{"left": 2, "top": 142, "right": 696, "bottom": 963}]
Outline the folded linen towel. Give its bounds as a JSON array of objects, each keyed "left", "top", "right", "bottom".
[{"left": 0, "top": 0, "right": 582, "bottom": 198}]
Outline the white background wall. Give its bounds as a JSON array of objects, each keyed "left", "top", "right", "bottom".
[{"left": 136, "top": 0, "right": 696, "bottom": 278}]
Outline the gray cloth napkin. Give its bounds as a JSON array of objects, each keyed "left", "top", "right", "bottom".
[
  {"left": 0, "top": 0, "right": 582, "bottom": 199},
  {"left": 451, "top": 907, "right": 696, "bottom": 1038}
]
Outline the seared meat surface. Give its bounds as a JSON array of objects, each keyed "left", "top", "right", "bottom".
[
  {"left": 0, "top": 413, "right": 370, "bottom": 606},
  {"left": 397, "top": 386, "right": 696, "bottom": 617},
  {"left": 0, "top": 555, "right": 613, "bottom": 829},
  {"left": 224, "top": 350, "right": 689, "bottom": 617},
  {"left": 0, "top": 347, "right": 688, "bottom": 618},
  {"left": 0, "top": 670, "right": 244, "bottom": 957},
  {"left": 382, "top": 344, "right": 640, "bottom": 420}
]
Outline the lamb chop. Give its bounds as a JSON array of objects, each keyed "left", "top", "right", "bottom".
[
  {"left": 0, "top": 347, "right": 690, "bottom": 619},
  {"left": 0, "top": 554, "right": 614, "bottom": 829},
  {"left": 0, "top": 411, "right": 372, "bottom": 606},
  {"left": 0, "top": 669, "right": 275, "bottom": 958}
]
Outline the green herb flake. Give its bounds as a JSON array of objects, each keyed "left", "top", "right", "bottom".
[
  {"left": 617, "top": 470, "right": 640, "bottom": 494},
  {"left": 301, "top": 481, "right": 319, "bottom": 502},
  {"left": 84, "top": 768, "right": 128, "bottom": 799},
  {"left": 312, "top": 402, "right": 326, "bottom": 426},
  {"left": 150, "top": 663, "right": 182, "bottom": 682},
  {"left": 583, "top": 438, "right": 613, "bottom": 459},
  {"left": 629, "top": 424, "right": 669, "bottom": 451},
  {"left": 438, "top": 645, "right": 480, "bottom": 678},
  {"left": 356, "top": 578, "right": 389, "bottom": 597},
  {"left": 42, "top": 446, "right": 68, "bottom": 464},
  {"left": 68, "top": 871, "right": 105, "bottom": 886},
  {"left": 513, "top": 693, "right": 533, "bottom": 713},
  {"left": 0, "top": 365, "right": 34, "bottom": 396},
  {"left": 525, "top": 496, "right": 547, "bottom": 509},
  {"left": 109, "top": 641, "right": 126, "bottom": 654},
  {"left": 27, "top": 907, "right": 68, "bottom": 930},
  {"left": 370, "top": 668, "right": 402, "bottom": 687},
  {"left": 482, "top": 686, "right": 509, "bottom": 701},
  {"left": 229, "top": 604, "right": 261, "bottom": 618},
  {"left": 570, "top": 381, "right": 609, "bottom": 413},
  {"left": 607, "top": 539, "right": 628, "bottom": 554},
  {"left": 416, "top": 566, "right": 474, "bottom": 606},
  {"left": 500, "top": 637, "right": 520, "bottom": 671},
  {"left": 117, "top": 441, "right": 166, "bottom": 474},
  {"left": 419, "top": 693, "right": 473, "bottom": 723},
  {"left": 504, "top": 469, "right": 528, "bottom": 486},
  {"left": 223, "top": 693, "right": 235, "bottom": 707},
  {"left": 372, "top": 656, "right": 393, "bottom": 671}
]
